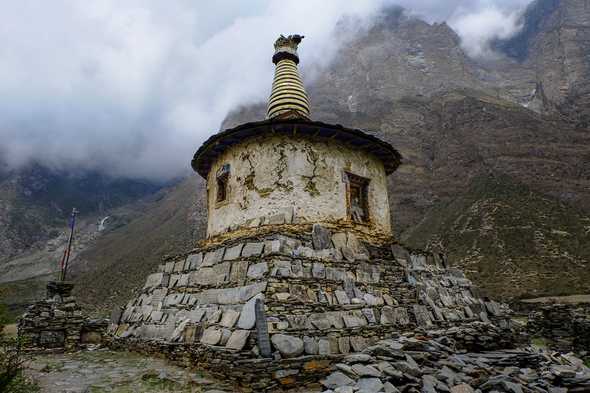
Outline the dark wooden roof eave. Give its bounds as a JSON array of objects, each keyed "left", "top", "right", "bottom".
[{"left": 191, "top": 118, "right": 402, "bottom": 179}]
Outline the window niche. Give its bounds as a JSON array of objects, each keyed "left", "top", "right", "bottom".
[
  {"left": 345, "top": 172, "right": 370, "bottom": 223},
  {"left": 215, "top": 164, "right": 230, "bottom": 205}
]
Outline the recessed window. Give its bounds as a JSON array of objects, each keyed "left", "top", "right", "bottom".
[
  {"left": 216, "top": 164, "right": 230, "bottom": 203},
  {"left": 345, "top": 172, "right": 370, "bottom": 223}
]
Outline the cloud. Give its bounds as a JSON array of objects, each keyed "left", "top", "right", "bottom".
[
  {"left": 0, "top": 0, "right": 532, "bottom": 180},
  {"left": 448, "top": 4, "right": 527, "bottom": 58}
]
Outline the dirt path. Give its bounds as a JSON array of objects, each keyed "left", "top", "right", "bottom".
[{"left": 24, "top": 349, "right": 235, "bottom": 393}]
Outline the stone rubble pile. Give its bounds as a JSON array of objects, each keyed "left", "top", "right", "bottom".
[{"left": 320, "top": 333, "right": 590, "bottom": 393}]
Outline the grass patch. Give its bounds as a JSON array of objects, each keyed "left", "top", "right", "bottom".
[
  {"left": 86, "top": 371, "right": 197, "bottom": 393},
  {"left": 531, "top": 337, "right": 550, "bottom": 349}
]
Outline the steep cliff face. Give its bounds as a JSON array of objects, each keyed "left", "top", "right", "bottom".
[{"left": 497, "top": 0, "right": 590, "bottom": 127}]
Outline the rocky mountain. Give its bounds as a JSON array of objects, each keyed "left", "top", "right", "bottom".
[
  {"left": 0, "top": 164, "right": 165, "bottom": 316},
  {"left": 220, "top": 0, "right": 590, "bottom": 300},
  {"left": 1, "top": 0, "right": 589, "bottom": 314},
  {"left": 496, "top": 0, "right": 590, "bottom": 127}
]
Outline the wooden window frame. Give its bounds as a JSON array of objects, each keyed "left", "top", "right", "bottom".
[
  {"left": 344, "top": 171, "right": 370, "bottom": 224},
  {"left": 215, "top": 164, "right": 230, "bottom": 206}
]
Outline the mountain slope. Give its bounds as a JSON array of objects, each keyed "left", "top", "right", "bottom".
[
  {"left": 404, "top": 173, "right": 590, "bottom": 299},
  {"left": 497, "top": 0, "right": 590, "bottom": 127},
  {"left": 2, "top": 1, "right": 590, "bottom": 312},
  {"left": 219, "top": 2, "right": 590, "bottom": 300},
  {"left": 71, "top": 176, "right": 206, "bottom": 313}
]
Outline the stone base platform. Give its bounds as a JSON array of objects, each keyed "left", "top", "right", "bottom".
[
  {"left": 18, "top": 281, "right": 108, "bottom": 352},
  {"left": 109, "top": 224, "right": 518, "bottom": 389}
]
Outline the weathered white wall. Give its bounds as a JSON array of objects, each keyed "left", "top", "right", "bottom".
[{"left": 205, "top": 134, "right": 391, "bottom": 237}]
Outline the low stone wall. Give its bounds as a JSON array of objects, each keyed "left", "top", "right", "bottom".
[
  {"left": 527, "top": 303, "right": 590, "bottom": 357},
  {"left": 109, "top": 322, "right": 520, "bottom": 391}
]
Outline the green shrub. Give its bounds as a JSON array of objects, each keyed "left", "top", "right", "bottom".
[{"left": 0, "top": 294, "right": 39, "bottom": 392}]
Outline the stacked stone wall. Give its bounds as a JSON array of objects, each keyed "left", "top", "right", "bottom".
[
  {"left": 110, "top": 225, "right": 514, "bottom": 388},
  {"left": 527, "top": 303, "right": 590, "bottom": 356},
  {"left": 19, "top": 282, "right": 84, "bottom": 351}
]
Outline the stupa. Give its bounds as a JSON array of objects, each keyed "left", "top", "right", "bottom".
[{"left": 110, "top": 35, "right": 511, "bottom": 390}]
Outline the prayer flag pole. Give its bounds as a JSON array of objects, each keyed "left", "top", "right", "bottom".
[{"left": 59, "top": 208, "right": 79, "bottom": 282}]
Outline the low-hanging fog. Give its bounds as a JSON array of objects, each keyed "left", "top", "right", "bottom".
[{"left": 0, "top": 0, "right": 532, "bottom": 180}]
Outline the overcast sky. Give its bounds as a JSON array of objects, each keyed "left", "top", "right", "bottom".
[{"left": 0, "top": 0, "right": 532, "bottom": 180}]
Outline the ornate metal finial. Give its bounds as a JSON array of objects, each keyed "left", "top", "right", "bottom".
[
  {"left": 274, "top": 34, "right": 304, "bottom": 50},
  {"left": 272, "top": 34, "right": 305, "bottom": 65}
]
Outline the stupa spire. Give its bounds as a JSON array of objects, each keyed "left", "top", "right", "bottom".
[{"left": 267, "top": 34, "right": 311, "bottom": 119}]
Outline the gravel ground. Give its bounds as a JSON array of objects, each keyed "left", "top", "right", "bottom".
[{"left": 24, "top": 348, "right": 235, "bottom": 393}]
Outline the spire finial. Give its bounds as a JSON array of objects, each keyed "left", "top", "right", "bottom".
[{"left": 267, "top": 34, "right": 311, "bottom": 119}]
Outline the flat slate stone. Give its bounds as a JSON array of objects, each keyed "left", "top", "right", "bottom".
[
  {"left": 188, "top": 309, "right": 206, "bottom": 323},
  {"left": 225, "top": 330, "right": 250, "bottom": 350},
  {"left": 350, "top": 336, "right": 368, "bottom": 352},
  {"left": 327, "top": 312, "right": 345, "bottom": 329},
  {"left": 310, "top": 313, "right": 332, "bottom": 330},
  {"left": 450, "top": 384, "right": 475, "bottom": 393},
  {"left": 335, "top": 290, "right": 350, "bottom": 305},
  {"left": 195, "top": 282, "right": 266, "bottom": 305},
  {"left": 242, "top": 242, "right": 265, "bottom": 258},
  {"left": 247, "top": 262, "right": 268, "bottom": 279},
  {"left": 219, "top": 309, "right": 240, "bottom": 328},
  {"left": 321, "top": 372, "right": 354, "bottom": 389},
  {"left": 342, "top": 313, "right": 367, "bottom": 328},
  {"left": 200, "top": 327, "right": 222, "bottom": 345},
  {"left": 338, "top": 337, "right": 351, "bottom": 354},
  {"left": 237, "top": 294, "right": 263, "bottom": 329},
  {"left": 271, "top": 334, "right": 304, "bottom": 358},
  {"left": 312, "top": 263, "right": 326, "bottom": 278},
  {"left": 341, "top": 246, "right": 356, "bottom": 262},
  {"left": 263, "top": 239, "right": 282, "bottom": 255},
  {"left": 362, "top": 308, "right": 377, "bottom": 324},
  {"left": 331, "top": 232, "right": 348, "bottom": 250},
  {"left": 318, "top": 339, "right": 331, "bottom": 355},
  {"left": 177, "top": 273, "right": 189, "bottom": 287},
  {"left": 352, "top": 364, "right": 382, "bottom": 378},
  {"left": 185, "top": 252, "right": 203, "bottom": 270},
  {"left": 312, "top": 224, "right": 333, "bottom": 250},
  {"left": 190, "top": 262, "right": 231, "bottom": 286},
  {"left": 173, "top": 260, "right": 185, "bottom": 272},
  {"left": 224, "top": 244, "right": 244, "bottom": 261},
  {"left": 219, "top": 328, "right": 232, "bottom": 346},
  {"left": 295, "top": 246, "right": 314, "bottom": 258},
  {"left": 207, "top": 309, "right": 222, "bottom": 323},
  {"left": 413, "top": 305, "right": 433, "bottom": 327},
  {"left": 202, "top": 248, "right": 225, "bottom": 267},
  {"left": 164, "top": 261, "right": 175, "bottom": 273},
  {"left": 238, "top": 281, "right": 267, "bottom": 302},
  {"left": 229, "top": 260, "right": 249, "bottom": 282},
  {"left": 144, "top": 273, "right": 169, "bottom": 289},
  {"left": 304, "top": 336, "right": 319, "bottom": 355},
  {"left": 357, "top": 377, "right": 384, "bottom": 392}
]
